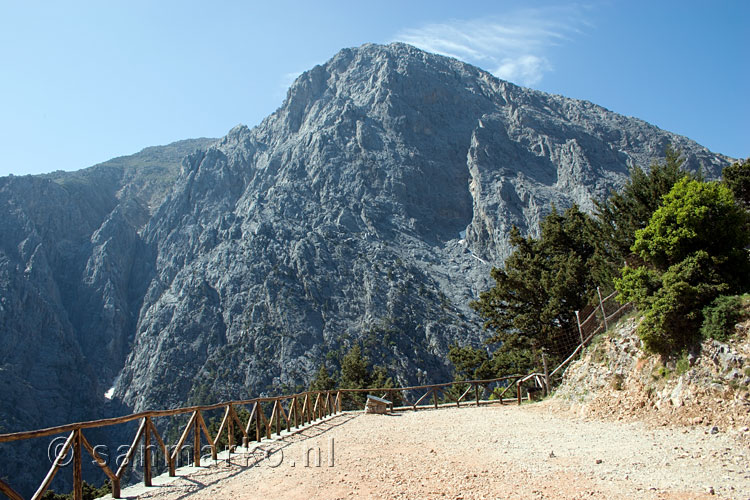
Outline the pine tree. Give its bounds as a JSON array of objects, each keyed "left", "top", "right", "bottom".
[
  {"left": 470, "top": 205, "right": 597, "bottom": 370},
  {"left": 339, "top": 344, "right": 372, "bottom": 389},
  {"left": 309, "top": 361, "right": 337, "bottom": 392},
  {"left": 590, "top": 145, "right": 697, "bottom": 289},
  {"left": 338, "top": 344, "right": 372, "bottom": 409},
  {"left": 370, "top": 365, "right": 402, "bottom": 405}
]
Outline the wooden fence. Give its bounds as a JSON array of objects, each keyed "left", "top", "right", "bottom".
[
  {"left": 0, "top": 376, "right": 521, "bottom": 500},
  {"left": 0, "top": 290, "right": 633, "bottom": 500}
]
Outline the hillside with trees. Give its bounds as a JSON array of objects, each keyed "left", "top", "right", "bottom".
[{"left": 456, "top": 151, "right": 750, "bottom": 386}]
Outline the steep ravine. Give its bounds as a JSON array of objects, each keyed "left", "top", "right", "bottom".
[{"left": 0, "top": 138, "right": 215, "bottom": 495}]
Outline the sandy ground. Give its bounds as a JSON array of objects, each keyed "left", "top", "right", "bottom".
[{"left": 124, "top": 402, "right": 750, "bottom": 500}]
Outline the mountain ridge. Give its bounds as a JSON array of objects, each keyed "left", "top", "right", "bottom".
[
  {"left": 0, "top": 42, "right": 734, "bottom": 495},
  {"left": 113, "top": 42, "right": 729, "bottom": 410}
]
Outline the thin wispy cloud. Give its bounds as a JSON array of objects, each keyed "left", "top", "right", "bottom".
[
  {"left": 273, "top": 69, "right": 307, "bottom": 103},
  {"left": 280, "top": 70, "right": 304, "bottom": 90},
  {"left": 393, "top": 7, "right": 588, "bottom": 87}
]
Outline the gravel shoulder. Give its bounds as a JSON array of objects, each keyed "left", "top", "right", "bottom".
[{"left": 122, "top": 402, "right": 750, "bottom": 500}]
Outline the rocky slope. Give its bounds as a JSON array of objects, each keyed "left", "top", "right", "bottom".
[
  {"left": 553, "top": 315, "right": 750, "bottom": 431},
  {"left": 0, "top": 42, "right": 735, "bottom": 495},
  {"left": 0, "top": 138, "right": 214, "bottom": 493},
  {"left": 115, "top": 43, "right": 729, "bottom": 412}
]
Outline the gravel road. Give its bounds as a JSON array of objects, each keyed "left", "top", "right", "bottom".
[{"left": 128, "top": 402, "right": 750, "bottom": 499}]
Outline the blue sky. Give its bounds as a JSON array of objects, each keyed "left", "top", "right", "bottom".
[{"left": 1, "top": 1, "right": 747, "bottom": 176}]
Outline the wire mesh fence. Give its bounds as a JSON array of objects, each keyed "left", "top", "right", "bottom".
[
  {"left": 577, "top": 289, "right": 633, "bottom": 344},
  {"left": 545, "top": 288, "right": 633, "bottom": 379}
]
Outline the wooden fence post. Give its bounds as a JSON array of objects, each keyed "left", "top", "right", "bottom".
[
  {"left": 73, "top": 429, "right": 82, "bottom": 500},
  {"left": 432, "top": 388, "right": 438, "bottom": 409},
  {"left": 542, "top": 351, "right": 550, "bottom": 396},
  {"left": 474, "top": 383, "right": 480, "bottom": 406},
  {"left": 228, "top": 405, "right": 235, "bottom": 451},
  {"left": 194, "top": 413, "right": 201, "bottom": 467},
  {"left": 275, "top": 400, "right": 281, "bottom": 436},
  {"left": 305, "top": 393, "right": 310, "bottom": 422},
  {"left": 285, "top": 399, "right": 292, "bottom": 433},
  {"left": 517, "top": 382, "right": 522, "bottom": 405},
  {"left": 575, "top": 310, "right": 584, "bottom": 345},
  {"left": 293, "top": 396, "right": 299, "bottom": 428},
  {"left": 145, "top": 419, "right": 171, "bottom": 480},
  {"left": 143, "top": 417, "right": 152, "bottom": 486}
]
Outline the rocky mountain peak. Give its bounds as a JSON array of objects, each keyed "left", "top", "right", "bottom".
[
  {"left": 0, "top": 42, "right": 734, "bottom": 496},
  {"left": 111, "top": 43, "right": 731, "bottom": 413}
]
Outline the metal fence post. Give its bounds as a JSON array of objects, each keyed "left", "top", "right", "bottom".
[
  {"left": 597, "top": 287, "right": 608, "bottom": 330},
  {"left": 575, "top": 310, "right": 584, "bottom": 345}
]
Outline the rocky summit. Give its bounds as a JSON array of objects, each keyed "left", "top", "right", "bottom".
[{"left": 0, "top": 42, "right": 732, "bottom": 493}]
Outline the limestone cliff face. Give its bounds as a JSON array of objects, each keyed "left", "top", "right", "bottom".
[
  {"left": 110, "top": 43, "right": 728, "bottom": 412},
  {"left": 0, "top": 139, "right": 214, "bottom": 493},
  {"left": 0, "top": 41, "right": 733, "bottom": 495}
]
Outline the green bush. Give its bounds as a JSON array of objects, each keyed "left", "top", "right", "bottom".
[
  {"left": 620, "top": 251, "right": 728, "bottom": 354},
  {"left": 674, "top": 352, "right": 690, "bottom": 376},
  {"left": 616, "top": 179, "right": 750, "bottom": 355},
  {"left": 701, "top": 295, "right": 744, "bottom": 341},
  {"left": 40, "top": 480, "right": 112, "bottom": 500}
]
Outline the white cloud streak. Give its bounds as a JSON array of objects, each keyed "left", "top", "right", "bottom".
[{"left": 393, "top": 7, "right": 587, "bottom": 87}]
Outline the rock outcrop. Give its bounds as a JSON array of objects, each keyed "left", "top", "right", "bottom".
[
  {"left": 553, "top": 316, "right": 750, "bottom": 430},
  {"left": 0, "top": 42, "right": 733, "bottom": 495}
]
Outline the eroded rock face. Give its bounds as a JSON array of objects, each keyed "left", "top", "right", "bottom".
[
  {"left": 0, "top": 42, "right": 733, "bottom": 495},
  {"left": 0, "top": 138, "right": 214, "bottom": 494},
  {"left": 553, "top": 316, "right": 750, "bottom": 430},
  {"left": 112, "top": 43, "right": 729, "bottom": 412}
]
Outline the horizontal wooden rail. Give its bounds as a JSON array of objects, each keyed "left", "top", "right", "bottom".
[
  {"left": 3, "top": 293, "right": 637, "bottom": 500},
  {"left": 0, "top": 378, "right": 522, "bottom": 500}
]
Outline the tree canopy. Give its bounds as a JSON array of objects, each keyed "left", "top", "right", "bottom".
[
  {"left": 447, "top": 344, "right": 495, "bottom": 381},
  {"left": 470, "top": 204, "right": 597, "bottom": 372},
  {"left": 722, "top": 157, "right": 750, "bottom": 210},
  {"left": 616, "top": 178, "right": 750, "bottom": 354},
  {"left": 589, "top": 145, "right": 698, "bottom": 288},
  {"left": 309, "top": 343, "right": 399, "bottom": 409}
]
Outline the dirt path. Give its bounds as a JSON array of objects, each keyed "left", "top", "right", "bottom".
[{"left": 129, "top": 403, "right": 750, "bottom": 499}]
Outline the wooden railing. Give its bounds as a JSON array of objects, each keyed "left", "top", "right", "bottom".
[{"left": 0, "top": 376, "right": 520, "bottom": 500}]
